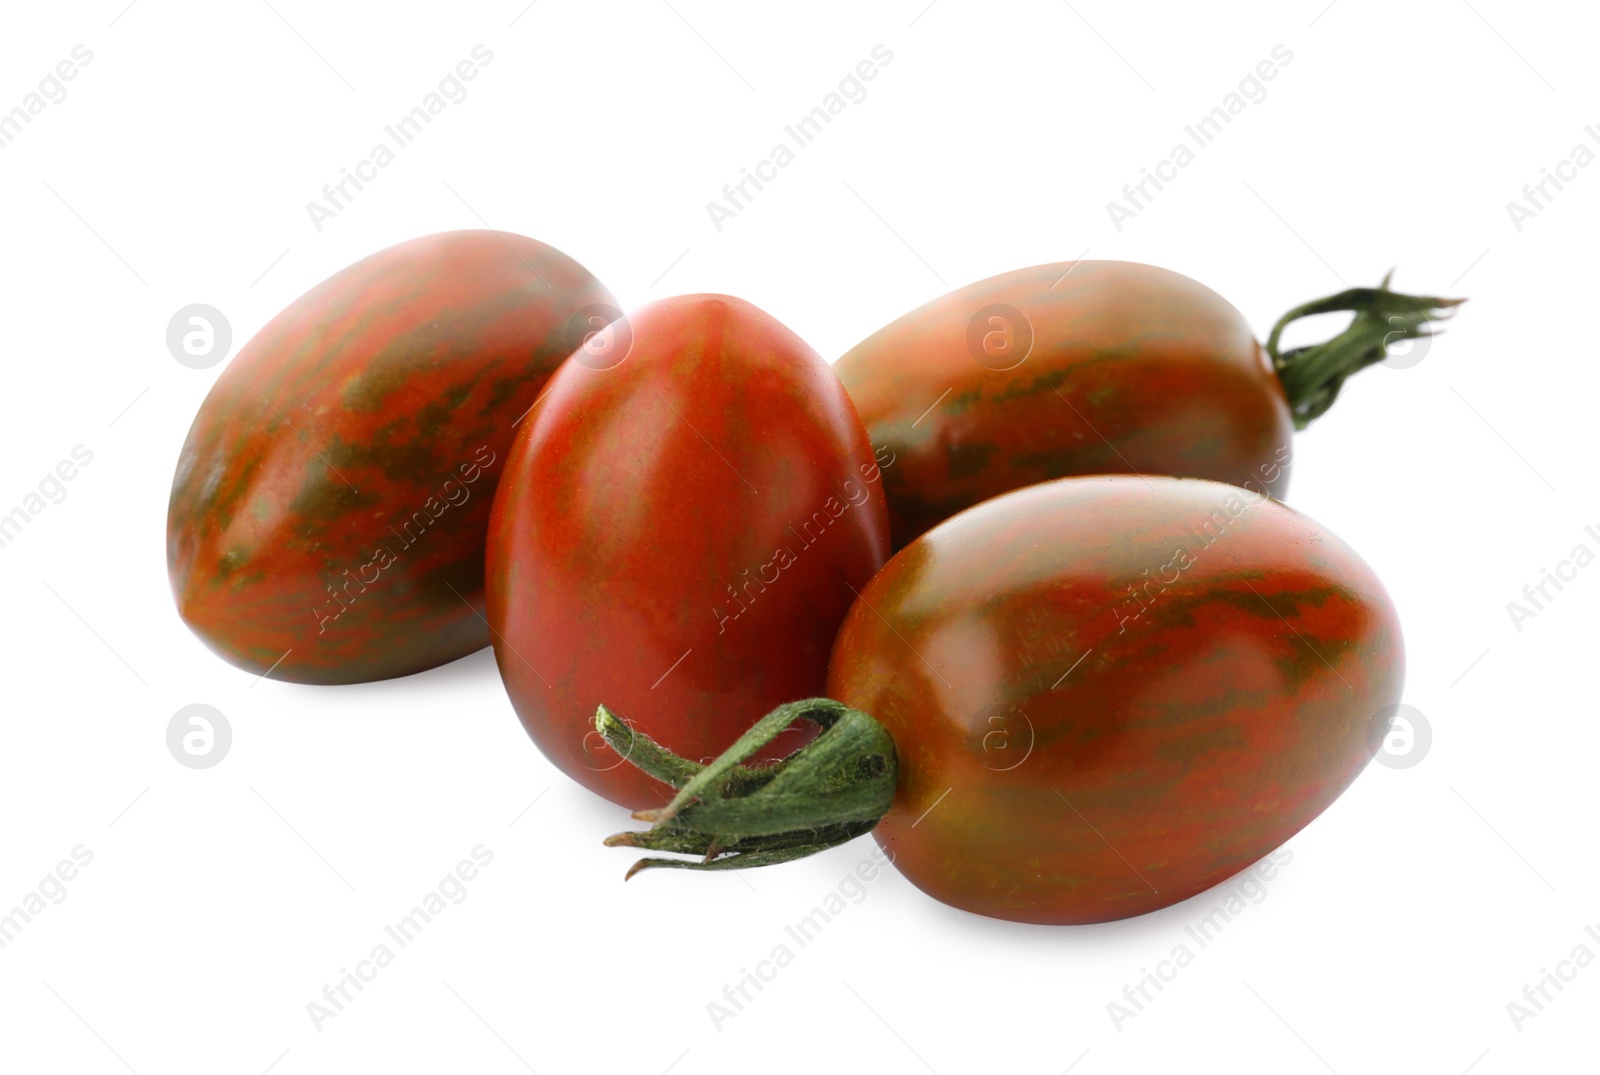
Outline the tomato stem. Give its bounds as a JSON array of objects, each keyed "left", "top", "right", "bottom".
[
  {"left": 1267, "top": 272, "right": 1465, "bottom": 429},
  {"left": 596, "top": 699, "right": 897, "bottom": 877}
]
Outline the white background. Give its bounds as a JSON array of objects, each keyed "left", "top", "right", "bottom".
[{"left": 1, "top": 1, "right": 1593, "bottom": 1072}]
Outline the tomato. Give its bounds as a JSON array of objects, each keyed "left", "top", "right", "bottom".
[
  {"left": 168, "top": 230, "right": 614, "bottom": 684},
  {"left": 835, "top": 261, "right": 1460, "bottom": 549},
  {"left": 826, "top": 476, "right": 1403, "bottom": 923},
  {"left": 600, "top": 476, "right": 1403, "bottom": 925},
  {"left": 487, "top": 294, "right": 891, "bottom": 807}
]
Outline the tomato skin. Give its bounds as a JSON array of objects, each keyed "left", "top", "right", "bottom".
[
  {"left": 834, "top": 261, "right": 1296, "bottom": 549},
  {"left": 487, "top": 295, "right": 892, "bottom": 807},
  {"left": 826, "top": 476, "right": 1402, "bottom": 925},
  {"left": 167, "top": 230, "right": 614, "bottom": 684}
]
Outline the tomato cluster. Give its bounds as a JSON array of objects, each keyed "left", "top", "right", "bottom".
[{"left": 168, "top": 232, "right": 1459, "bottom": 924}]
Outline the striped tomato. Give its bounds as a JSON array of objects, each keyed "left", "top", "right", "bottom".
[
  {"left": 835, "top": 261, "right": 1461, "bottom": 549},
  {"left": 824, "top": 476, "right": 1403, "bottom": 923},
  {"left": 167, "top": 230, "right": 614, "bottom": 684},
  {"left": 600, "top": 476, "right": 1404, "bottom": 925}
]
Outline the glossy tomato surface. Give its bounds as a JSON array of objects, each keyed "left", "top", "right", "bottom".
[
  {"left": 827, "top": 476, "right": 1403, "bottom": 924},
  {"left": 834, "top": 261, "right": 1295, "bottom": 549},
  {"left": 168, "top": 230, "right": 614, "bottom": 683},
  {"left": 488, "top": 294, "right": 892, "bottom": 807}
]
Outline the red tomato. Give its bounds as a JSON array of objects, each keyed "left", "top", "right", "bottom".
[
  {"left": 167, "top": 230, "right": 614, "bottom": 683},
  {"left": 487, "top": 295, "right": 891, "bottom": 807},
  {"left": 826, "top": 476, "right": 1403, "bottom": 923}
]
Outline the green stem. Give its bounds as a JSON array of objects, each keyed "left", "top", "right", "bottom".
[
  {"left": 1267, "top": 271, "right": 1465, "bottom": 430},
  {"left": 595, "top": 699, "right": 897, "bottom": 878},
  {"left": 594, "top": 705, "right": 707, "bottom": 790}
]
